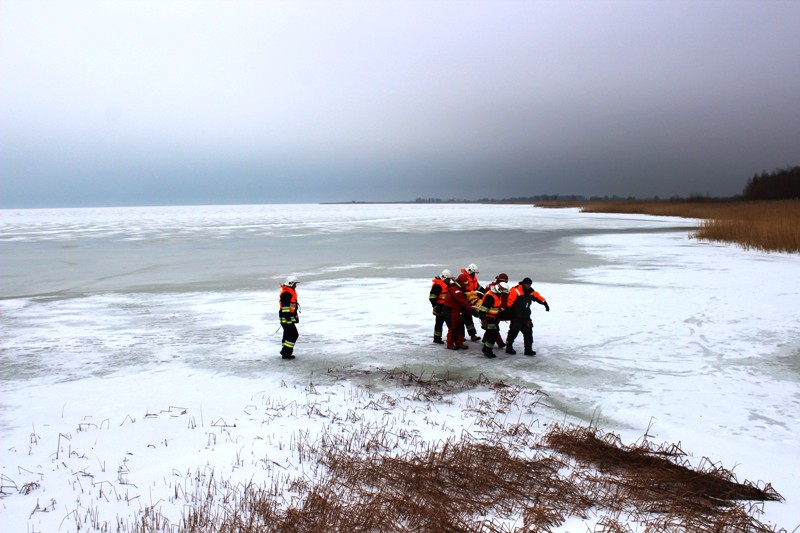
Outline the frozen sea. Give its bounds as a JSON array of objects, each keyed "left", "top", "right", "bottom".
[{"left": 1, "top": 203, "right": 799, "bottom": 531}]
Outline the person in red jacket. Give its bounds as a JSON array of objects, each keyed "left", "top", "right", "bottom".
[
  {"left": 505, "top": 277, "right": 549, "bottom": 356},
  {"left": 478, "top": 281, "right": 510, "bottom": 358},
  {"left": 442, "top": 273, "right": 476, "bottom": 350},
  {"left": 428, "top": 269, "right": 452, "bottom": 344},
  {"left": 484, "top": 272, "right": 509, "bottom": 294},
  {"left": 279, "top": 276, "right": 300, "bottom": 360}
]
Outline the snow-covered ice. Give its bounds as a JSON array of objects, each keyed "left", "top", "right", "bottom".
[{"left": 1, "top": 204, "right": 798, "bottom": 530}]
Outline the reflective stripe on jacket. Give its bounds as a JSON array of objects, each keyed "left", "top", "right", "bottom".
[
  {"left": 429, "top": 278, "right": 449, "bottom": 306},
  {"left": 279, "top": 285, "right": 298, "bottom": 323},
  {"left": 506, "top": 284, "right": 524, "bottom": 309},
  {"left": 478, "top": 291, "right": 504, "bottom": 322}
]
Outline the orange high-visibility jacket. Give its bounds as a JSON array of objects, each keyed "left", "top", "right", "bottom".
[
  {"left": 429, "top": 278, "right": 449, "bottom": 306},
  {"left": 279, "top": 285, "right": 298, "bottom": 323},
  {"left": 459, "top": 269, "right": 482, "bottom": 292},
  {"left": 478, "top": 291, "right": 504, "bottom": 322}
]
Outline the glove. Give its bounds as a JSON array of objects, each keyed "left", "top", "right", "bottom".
[
  {"left": 432, "top": 308, "right": 440, "bottom": 316},
  {"left": 544, "top": 303, "right": 550, "bottom": 312}
]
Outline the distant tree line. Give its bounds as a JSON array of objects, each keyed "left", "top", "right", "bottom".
[
  {"left": 477, "top": 194, "right": 589, "bottom": 203},
  {"left": 742, "top": 166, "right": 800, "bottom": 200},
  {"left": 413, "top": 197, "right": 473, "bottom": 203},
  {"left": 414, "top": 194, "right": 589, "bottom": 204}
]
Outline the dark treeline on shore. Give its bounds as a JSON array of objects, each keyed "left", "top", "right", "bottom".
[{"left": 743, "top": 165, "right": 800, "bottom": 200}]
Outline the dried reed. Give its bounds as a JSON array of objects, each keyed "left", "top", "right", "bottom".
[
  {"left": 131, "top": 373, "right": 781, "bottom": 532},
  {"left": 535, "top": 199, "right": 800, "bottom": 253}
]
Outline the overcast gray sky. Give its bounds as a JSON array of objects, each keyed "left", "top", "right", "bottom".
[{"left": 1, "top": 0, "right": 798, "bottom": 207}]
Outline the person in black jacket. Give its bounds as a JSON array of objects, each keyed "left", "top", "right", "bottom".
[{"left": 505, "top": 277, "right": 549, "bottom": 356}]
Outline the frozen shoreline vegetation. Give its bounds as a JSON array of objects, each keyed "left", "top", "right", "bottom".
[
  {"left": 534, "top": 198, "right": 800, "bottom": 253},
  {"left": 0, "top": 370, "right": 783, "bottom": 532},
  {"left": 2, "top": 204, "right": 799, "bottom": 531}
]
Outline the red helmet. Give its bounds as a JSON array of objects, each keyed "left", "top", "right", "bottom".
[
  {"left": 456, "top": 273, "right": 470, "bottom": 286},
  {"left": 496, "top": 273, "right": 508, "bottom": 282}
]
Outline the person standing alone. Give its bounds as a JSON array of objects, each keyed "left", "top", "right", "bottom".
[{"left": 279, "top": 276, "right": 300, "bottom": 360}]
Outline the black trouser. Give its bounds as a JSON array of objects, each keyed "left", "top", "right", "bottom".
[
  {"left": 506, "top": 320, "right": 532, "bottom": 352},
  {"left": 463, "top": 313, "right": 479, "bottom": 337},
  {"left": 281, "top": 323, "right": 299, "bottom": 356},
  {"left": 433, "top": 305, "right": 447, "bottom": 341},
  {"left": 482, "top": 322, "right": 500, "bottom": 352}
]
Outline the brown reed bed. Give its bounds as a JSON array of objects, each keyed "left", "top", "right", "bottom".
[
  {"left": 542, "top": 424, "right": 782, "bottom": 530},
  {"left": 122, "top": 372, "right": 783, "bottom": 533},
  {"left": 535, "top": 199, "right": 800, "bottom": 253},
  {"left": 171, "top": 428, "right": 781, "bottom": 532}
]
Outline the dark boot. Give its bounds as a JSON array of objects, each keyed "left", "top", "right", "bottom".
[
  {"left": 433, "top": 337, "right": 445, "bottom": 344},
  {"left": 482, "top": 346, "right": 496, "bottom": 358},
  {"left": 524, "top": 350, "right": 536, "bottom": 356},
  {"left": 505, "top": 346, "right": 516, "bottom": 355},
  {"left": 470, "top": 334, "right": 481, "bottom": 342}
]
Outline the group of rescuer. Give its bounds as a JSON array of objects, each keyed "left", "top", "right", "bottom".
[
  {"left": 429, "top": 264, "right": 550, "bottom": 358},
  {"left": 277, "top": 265, "right": 549, "bottom": 360}
]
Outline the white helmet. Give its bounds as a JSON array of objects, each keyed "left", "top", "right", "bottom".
[
  {"left": 283, "top": 275, "right": 298, "bottom": 287},
  {"left": 441, "top": 269, "right": 452, "bottom": 279},
  {"left": 493, "top": 281, "right": 510, "bottom": 294},
  {"left": 466, "top": 263, "right": 479, "bottom": 275}
]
